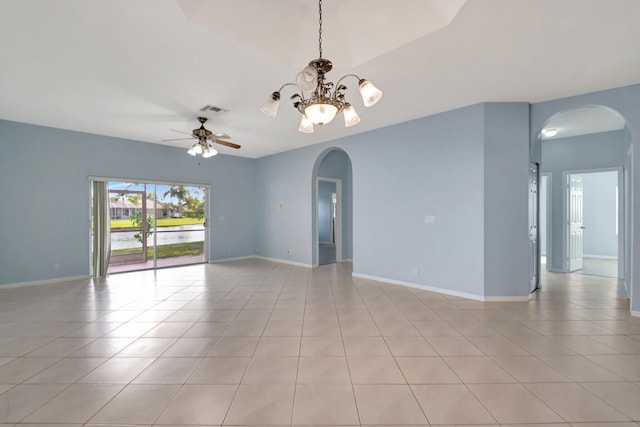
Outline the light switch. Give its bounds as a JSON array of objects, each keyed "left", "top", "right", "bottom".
[{"left": 424, "top": 215, "right": 436, "bottom": 224}]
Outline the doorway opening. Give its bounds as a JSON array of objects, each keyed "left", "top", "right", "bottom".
[
  {"left": 92, "top": 179, "right": 209, "bottom": 274},
  {"left": 537, "top": 105, "right": 630, "bottom": 297},
  {"left": 565, "top": 170, "right": 620, "bottom": 278},
  {"left": 318, "top": 178, "right": 341, "bottom": 265},
  {"left": 311, "top": 148, "right": 353, "bottom": 267}
]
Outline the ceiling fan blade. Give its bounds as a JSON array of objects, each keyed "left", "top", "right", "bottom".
[
  {"left": 212, "top": 133, "right": 230, "bottom": 139},
  {"left": 215, "top": 139, "right": 241, "bottom": 149},
  {"left": 169, "top": 129, "right": 194, "bottom": 136},
  {"left": 162, "top": 137, "right": 195, "bottom": 142}
]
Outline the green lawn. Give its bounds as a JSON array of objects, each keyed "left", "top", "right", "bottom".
[
  {"left": 111, "top": 241, "right": 204, "bottom": 258},
  {"left": 111, "top": 217, "right": 203, "bottom": 229}
]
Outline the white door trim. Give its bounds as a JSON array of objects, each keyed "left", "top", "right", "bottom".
[{"left": 541, "top": 173, "right": 552, "bottom": 274}]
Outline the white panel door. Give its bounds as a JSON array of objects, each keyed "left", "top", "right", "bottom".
[{"left": 569, "top": 175, "right": 584, "bottom": 272}]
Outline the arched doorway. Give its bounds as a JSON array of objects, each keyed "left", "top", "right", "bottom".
[
  {"left": 311, "top": 148, "right": 353, "bottom": 266},
  {"left": 535, "top": 105, "right": 631, "bottom": 298}
]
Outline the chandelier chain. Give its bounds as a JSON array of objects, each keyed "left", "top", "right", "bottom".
[{"left": 318, "top": 0, "right": 323, "bottom": 58}]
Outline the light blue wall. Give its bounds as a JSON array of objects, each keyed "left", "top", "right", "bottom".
[
  {"left": 351, "top": 105, "right": 486, "bottom": 296},
  {"left": 0, "top": 119, "right": 256, "bottom": 285},
  {"left": 256, "top": 104, "right": 488, "bottom": 297},
  {"left": 581, "top": 171, "right": 618, "bottom": 258},
  {"left": 3, "top": 82, "right": 640, "bottom": 312},
  {"left": 483, "top": 103, "right": 530, "bottom": 297},
  {"left": 318, "top": 180, "right": 334, "bottom": 243},
  {"left": 254, "top": 147, "right": 316, "bottom": 264},
  {"left": 540, "top": 130, "right": 627, "bottom": 271}
]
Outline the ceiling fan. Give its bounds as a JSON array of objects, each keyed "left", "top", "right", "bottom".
[{"left": 163, "top": 116, "right": 240, "bottom": 158}]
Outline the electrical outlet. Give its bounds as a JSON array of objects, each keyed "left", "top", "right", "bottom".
[
  {"left": 52, "top": 263, "right": 60, "bottom": 271},
  {"left": 411, "top": 267, "right": 418, "bottom": 276}
]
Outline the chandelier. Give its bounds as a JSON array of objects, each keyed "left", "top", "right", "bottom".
[{"left": 261, "top": 0, "right": 382, "bottom": 133}]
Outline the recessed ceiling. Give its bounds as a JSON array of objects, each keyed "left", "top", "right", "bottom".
[
  {"left": 177, "top": 0, "right": 466, "bottom": 68},
  {"left": 541, "top": 107, "right": 627, "bottom": 141},
  {"left": 0, "top": 0, "right": 639, "bottom": 158}
]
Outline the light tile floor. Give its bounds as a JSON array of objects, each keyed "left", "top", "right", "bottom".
[{"left": 0, "top": 259, "right": 639, "bottom": 426}]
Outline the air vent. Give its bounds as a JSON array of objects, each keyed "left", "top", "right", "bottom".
[{"left": 199, "top": 105, "right": 229, "bottom": 113}]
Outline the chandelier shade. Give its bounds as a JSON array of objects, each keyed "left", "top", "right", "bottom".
[
  {"left": 298, "top": 114, "right": 314, "bottom": 133},
  {"left": 343, "top": 103, "right": 361, "bottom": 127},
  {"left": 260, "top": 92, "right": 281, "bottom": 117},
  {"left": 296, "top": 66, "right": 318, "bottom": 92},
  {"left": 359, "top": 79, "right": 383, "bottom": 107},
  {"left": 305, "top": 102, "right": 338, "bottom": 125},
  {"left": 261, "top": 0, "right": 382, "bottom": 133}
]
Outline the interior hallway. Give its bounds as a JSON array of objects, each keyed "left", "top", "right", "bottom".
[{"left": 0, "top": 259, "right": 639, "bottom": 426}]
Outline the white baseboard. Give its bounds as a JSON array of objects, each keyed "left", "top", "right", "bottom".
[
  {"left": 352, "top": 273, "right": 484, "bottom": 301},
  {"left": 211, "top": 255, "right": 336, "bottom": 269},
  {"left": 319, "top": 241, "right": 332, "bottom": 244},
  {"left": 209, "top": 255, "right": 256, "bottom": 263},
  {"left": 546, "top": 267, "right": 566, "bottom": 273},
  {"left": 631, "top": 310, "right": 640, "bottom": 318},
  {"left": 484, "top": 295, "right": 532, "bottom": 302},
  {"left": 0, "top": 275, "right": 89, "bottom": 289},
  {"left": 351, "top": 273, "right": 530, "bottom": 302},
  {"left": 583, "top": 254, "right": 618, "bottom": 260},
  {"left": 255, "top": 256, "right": 314, "bottom": 268}
]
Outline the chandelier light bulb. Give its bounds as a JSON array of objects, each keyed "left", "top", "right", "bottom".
[{"left": 187, "top": 145, "right": 198, "bottom": 156}]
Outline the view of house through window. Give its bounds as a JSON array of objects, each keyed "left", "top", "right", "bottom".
[{"left": 106, "top": 180, "right": 208, "bottom": 273}]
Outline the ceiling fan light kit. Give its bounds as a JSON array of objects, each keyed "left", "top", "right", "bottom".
[
  {"left": 261, "top": 0, "right": 382, "bottom": 133},
  {"left": 163, "top": 116, "right": 240, "bottom": 158},
  {"left": 187, "top": 141, "right": 218, "bottom": 158}
]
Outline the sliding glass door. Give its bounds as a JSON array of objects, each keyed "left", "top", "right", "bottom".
[{"left": 100, "top": 180, "right": 208, "bottom": 273}]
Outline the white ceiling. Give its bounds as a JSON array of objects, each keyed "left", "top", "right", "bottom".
[{"left": 0, "top": 0, "right": 639, "bottom": 158}]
